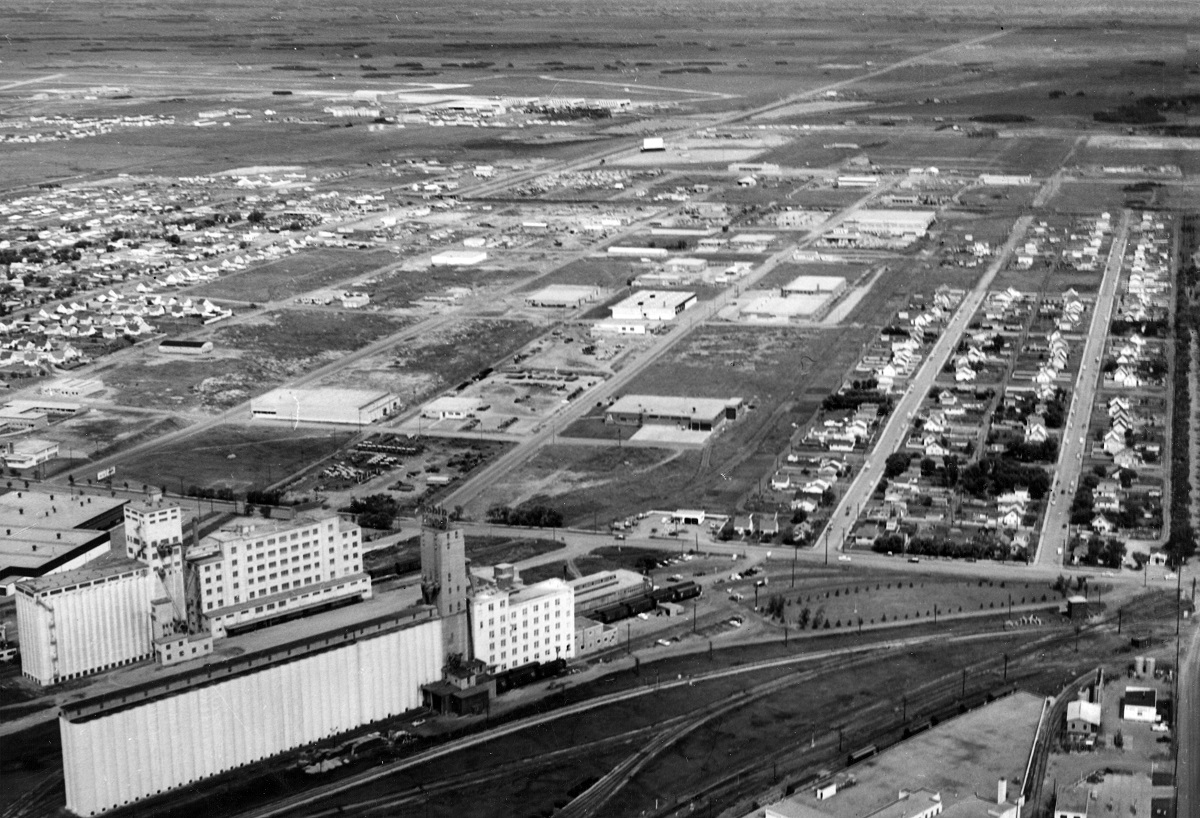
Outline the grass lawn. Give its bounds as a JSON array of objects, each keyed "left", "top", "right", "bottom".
[
  {"left": 192, "top": 249, "right": 395, "bottom": 303},
  {"left": 115, "top": 425, "right": 354, "bottom": 495}
]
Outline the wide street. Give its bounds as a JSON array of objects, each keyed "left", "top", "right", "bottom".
[
  {"left": 1036, "top": 209, "right": 1132, "bottom": 564},
  {"left": 812, "top": 214, "right": 1034, "bottom": 555},
  {"left": 1177, "top": 621, "right": 1200, "bottom": 818}
]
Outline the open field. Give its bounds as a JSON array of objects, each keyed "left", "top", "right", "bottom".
[
  {"left": 191, "top": 249, "right": 395, "bottom": 304},
  {"left": 114, "top": 424, "right": 355, "bottom": 495},
  {"left": 96, "top": 353, "right": 280, "bottom": 412},
  {"left": 316, "top": 318, "right": 545, "bottom": 401},
  {"left": 209, "top": 309, "right": 411, "bottom": 360},
  {"left": 360, "top": 263, "right": 526, "bottom": 311}
]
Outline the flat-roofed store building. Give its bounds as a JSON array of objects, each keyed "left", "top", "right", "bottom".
[
  {"left": 59, "top": 608, "right": 443, "bottom": 817},
  {"left": 470, "top": 578, "right": 574, "bottom": 672},
  {"left": 189, "top": 513, "right": 371, "bottom": 638},
  {"left": 430, "top": 249, "right": 487, "bottom": 267},
  {"left": 605, "top": 395, "right": 743, "bottom": 432},
  {"left": 250, "top": 387, "right": 401, "bottom": 426},
  {"left": 609, "top": 290, "right": 696, "bottom": 322}
]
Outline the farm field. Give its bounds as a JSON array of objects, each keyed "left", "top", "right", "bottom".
[
  {"left": 191, "top": 249, "right": 395, "bottom": 304},
  {"left": 114, "top": 424, "right": 355, "bottom": 496}
]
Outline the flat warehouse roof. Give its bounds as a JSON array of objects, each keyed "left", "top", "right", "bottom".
[
  {"left": 525, "top": 284, "right": 599, "bottom": 303},
  {"left": 848, "top": 209, "right": 937, "bottom": 226},
  {"left": 0, "top": 489, "right": 126, "bottom": 530},
  {"left": 783, "top": 275, "right": 847, "bottom": 292},
  {"left": 610, "top": 289, "right": 695, "bottom": 311},
  {"left": 0, "top": 528, "right": 105, "bottom": 571},
  {"left": 608, "top": 394, "right": 740, "bottom": 418},
  {"left": 251, "top": 387, "right": 397, "bottom": 413}
]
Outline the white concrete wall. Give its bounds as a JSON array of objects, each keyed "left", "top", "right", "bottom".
[{"left": 62, "top": 618, "right": 443, "bottom": 816}]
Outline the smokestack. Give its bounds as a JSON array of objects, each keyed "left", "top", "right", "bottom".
[{"left": 997, "top": 779, "right": 1008, "bottom": 805}]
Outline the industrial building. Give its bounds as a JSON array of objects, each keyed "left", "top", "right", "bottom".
[
  {"left": 249, "top": 387, "right": 401, "bottom": 426},
  {"left": 524, "top": 285, "right": 601, "bottom": 309},
  {"left": 739, "top": 292, "right": 836, "bottom": 323},
  {"left": 783, "top": 275, "right": 848, "bottom": 297},
  {"left": 607, "top": 246, "right": 669, "bottom": 259},
  {"left": 189, "top": 512, "right": 371, "bottom": 638},
  {"left": 609, "top": 290, "right": 696, "bottom": 322},
  {"left": 15, "top": 561, "right": 159, "bottom": 685},
  {"left": 0, "top": 489, "right": 126, "bottom": 595},
  {"left": 158, "top": 339, "right": 213, "bottom": 355},
  {"left": 574, "top": 616, "right": 619, "bottom": 655},
  {"left": 569, "top": 569, "right": 653, "bottom": 615},
  {"left": 842, "top": 209, "right": 937, "bottom": 238},
  {"left": 470, "top": 576, "right": 574, "bottom": 673},
  {"left": 59, "top": 608, "right": 443, "bottom": 817},
  {"left": 605, "top": 394, "right": 742, "bottom": 431},
  {"left": 15, "top": 498, "right": 370, "bottom": 683},
  {"left": 419, "top": 512, "right": 471, "bottom": 659}
]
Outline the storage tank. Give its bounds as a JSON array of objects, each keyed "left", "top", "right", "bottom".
[
  {"left": 1145, "top": 657, "right": 1157, "bottom": 676},
  {"left": 1134, "top": 656, "right": 1146, "bottom": 676}
]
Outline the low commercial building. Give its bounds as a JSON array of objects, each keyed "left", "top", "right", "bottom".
[
  {"left": 40, "top": 377, "right": 104, "bottom": 398},
  {"left": 609, "top": 290, "right": 696, "bottom": 322},
  {"left": 1, "top": 437, "right": 59, "bottom": 469},
  {"left": 60, "top": 608, "right": 443, "bottom": 817},
  {"left": 470, "top": 578, "right": 574, "bottom": 672},
  {"left": 524, "top": 285, "right": 601, "bottom": 309},
  {"left": 607, "top": 246, "right": 669, "bottom": 259},
  {"left": 158, "top": 339, "right": 213, "bottom": 355},
  {"left": 430, "top": 249, "right": 487, "bottom": 266},
  {"left": 422, "top": 395, "right": 483, "bottom": 420},
  {"left": 605, "top": 395, "right": 742, "bottom": 432},
  {"left": 1121, "top": 687, "right": 1157, "bottom": 722},
  {"left": 979, "top": 174, "right": 1034, "bottom": 186},
  {"left": 250, "top": 387, "right": 401, "bottom": 426}
]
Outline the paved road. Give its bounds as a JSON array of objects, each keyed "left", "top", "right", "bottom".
[
  {"left": 1036, "top": 210, "right": 1132, "bottom": 564},
  {"left": 1178, "top": 619, "right": 1200, "bottom": 818},
  {"left": 813, "top": 215, "right": 1034, "bottom": 554}
]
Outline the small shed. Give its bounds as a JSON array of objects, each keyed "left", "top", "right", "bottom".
[{"left": 1066, "top": 595, "right": 1090, "bottom": 621}]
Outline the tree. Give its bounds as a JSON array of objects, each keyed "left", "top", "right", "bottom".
[
  {"left": 798, "top": 606, "right": 811, "bottom": 629},
  {"left": 884, "top": 452, "right": 913, "bottom": 479}
]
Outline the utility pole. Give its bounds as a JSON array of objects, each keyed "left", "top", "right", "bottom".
[
  {"left": 626, "top": 622, "right": 631, "bottom": 654},
  {"left": 1003, "top": 653, "right": 1008, "bottom": 682},
  {"left": 961, "top": 668, "right": 967, "bottom": 699},
  {"left": 824, "top": 529, "right": 829, "bottom": 566}
]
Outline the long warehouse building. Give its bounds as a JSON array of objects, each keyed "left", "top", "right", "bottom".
[{"left": 60, "top": 608, "right": 444, "bottom": 817}]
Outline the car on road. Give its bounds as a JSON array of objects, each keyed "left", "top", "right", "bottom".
[
  {"left": 656, "top": 639, "right": 671, "bottom": 647},
  {"left": 838, "top": 555, "right": 852, "bottom": 562},
  {"left": 614, "top": 533, "right": 626, "bottom": 540},
  {"left": 908, "top": 557, "right": 920, "bottom": 563},
  {"left": 1165, "top": 573, "right": 1178, "bottom": 581}
]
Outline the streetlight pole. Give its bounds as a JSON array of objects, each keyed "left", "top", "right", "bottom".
[{"left": 824, "top": 530, "right": 829, "bottom": 566}]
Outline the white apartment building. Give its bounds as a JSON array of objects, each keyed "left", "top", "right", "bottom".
[
  {"left": 470, "top": 578, "right": 574, "bottom": 672},
  {"left": 189, "top": 513, "right": 371, "bottom": 638}
]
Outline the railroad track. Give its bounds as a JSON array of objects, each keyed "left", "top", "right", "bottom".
[{"left": 0, "top": 771, "right": 63, "bottom": 818}]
